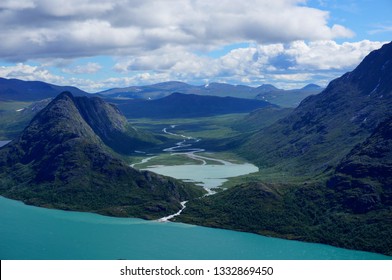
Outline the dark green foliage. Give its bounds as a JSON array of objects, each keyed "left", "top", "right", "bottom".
[
  {"left": 240, "top": 41, "right": 392, "bottom": 178},
  {"left": 178, "top": 182, "right": 392, "bottom": 256},
  {"left": 0, "top": 99, "right": 51, "bottom": 140},
  {"left": 232, "top": 107, "right": 293, "bottom": 133},
  {"left": 178, "top": 42, "right": 392, "bottom": 256},
  {"left": 328, "top": 116, "right": 392, "bottom": 213},
  {"left": 0, "top": 92, "right": 205, "bottom": 219}
]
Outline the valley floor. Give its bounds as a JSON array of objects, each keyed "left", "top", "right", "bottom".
[{"left": 125, "top": 115, "right": 392, "bottom": 257}]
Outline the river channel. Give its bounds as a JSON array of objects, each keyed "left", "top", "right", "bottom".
[
  {"left": 134, "top": 125, "right": 259, "bottom": 194},
  {"left": 1, "top": 134, "right": 391, "bottom": 259},
  {"left": 131, "top": 125, "right": 259, "bottom": 221}
]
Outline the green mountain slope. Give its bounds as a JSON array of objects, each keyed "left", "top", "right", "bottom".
[
  {"left": 0, "top": 92, "right": 205, "bottom": 219},
  {"left": 0, "top": 99, "right": 51, "bottom": 140},
  {"left": 328, "top": 116, "right": 392, "bottom": 214},
  {"left": 179, "top": 179, "right": 392, "bottom": 256},
  {"left": 178, "top": 42, "right": 392, "bottom": 256},
  {"left": 180, "top": 117, "right": 392, "bottom": 255},
  {"left": 241, "top": 41, "right": 392, "bottom": 178}
]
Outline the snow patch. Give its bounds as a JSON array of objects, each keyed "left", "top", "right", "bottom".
[{"left": 370, "top": 79, "right": 381, "bottom": 94}]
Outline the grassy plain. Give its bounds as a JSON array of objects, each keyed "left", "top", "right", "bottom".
[
  {"left": 0, "top": 101, "right": 34, "bottom": 140},
  {"left": 126, "top": 113, "right": 265, "bottom": 187}
]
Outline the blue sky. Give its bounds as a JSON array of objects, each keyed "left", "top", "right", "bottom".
[{"left": 0, "top": 0, "right": 390, "bottom": 92}]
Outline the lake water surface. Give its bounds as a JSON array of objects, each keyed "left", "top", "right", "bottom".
[
  {"left": 1, "top": 131, "right": 391, "bottom": 260},
  {"left": 1, "top": 196, "right": 391, "bottom": 260}
]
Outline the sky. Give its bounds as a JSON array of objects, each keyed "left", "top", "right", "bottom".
[{"left": 0, "top": 0, "right": 391, "bottom": 92}]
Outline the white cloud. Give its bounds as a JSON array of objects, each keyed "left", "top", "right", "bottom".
[
  {"left": 0, "top": 0, "right": 354, "bottom": 61},
  {"left": 288, "top": 40, "right": 386, "bottom": 70},
  {"left": 111, "top": 40, "right": 386, "bottom": 89},
  {"left": 270, "top": 73, "right": 314, "bottom": 81},
  {"left": 0, "top": 63, "right": 99, "bottom": 92},
  {"left": 368, "top": 25, "right": 392, "bottom": 35},
  {"left": 1, "top": 39, "right": 386, "bottom": 92},
  {"left": 0, "top": 63, "right": 65, "bottom": 84},
  {"left": 0, "top": 0, "right": 35, "bottom": 9},
  {"left": 62, "top": 62, "right": 102, "bottom": 74},
  {"left": 37, "top": 0, "right": 114, "bottom": 17}
]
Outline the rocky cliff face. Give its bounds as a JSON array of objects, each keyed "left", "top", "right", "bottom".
[
  {"left": 72, "top": 93, "right": 160, "bottom": 154},
  {"left": 241, "top": 41, "right": 392, "bottom": 176},
  {"left": 0, "top": 92, "right": 204, "bottom": 219},
  {"left": 328, "top": 117, "right": 392, "bottom": 213},
  {"left": 180, "top": 42, "right": 392, "bottom": 256}
]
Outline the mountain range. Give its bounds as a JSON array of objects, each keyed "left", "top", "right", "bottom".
[
  {"left": 0, "top": 77, "right": 323, "bottom": 109},
  {"left": 241, "top": 41, "right": 392, "bottom": 177},
  {"left": 178, "top": 41, "right": 392, "bottom": 256},
  {"left": 99, "top": 81, "right": 323, "bottom": 108},
  {"left": 254, "top": 83, "right": 323, "bottom": 107},
  {"left": 111, "top": 92, "right": 276, "bottom": 118},
  {"left": 1, "top": 40, "right": 391, "bottom": 256},
  {"left": 0, "top": 92, "right": 205, "bottom": 219},
  {"left": 0, "top": 77, "right": 88, "bottom": 101}
]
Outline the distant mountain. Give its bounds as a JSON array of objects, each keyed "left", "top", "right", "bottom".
[
  {"left": 0, "top": 92, "right": 205, "bottom": 218},
  {"left": 256, "top": 84, "right": 279, "bottom": 92},
  {"left": 201, "top": 82, "right": 256, "bottom": 98},
  {"left": 111, "top": 92, "right": 277, "bottom": 118},
  {"left": 179, "top": 41, "right": 392, "bottom": 256},
  {"left": 254, "top": 84, "right": 323, "bottom": 107},
  {"left": 242, "top": 41, "right": 392, "bottom": 177},
  {"left": 0, "top": 78, "right": 89, "bottom": 101},
  {"left": 99, "top": 81, "right": 257, "bottom": 100},
  {"left": 0, "top": 77, "right": 322, "bottom": 108},
  {"left": 99, "top": 81, "right": 195, "bottom": 100},
  {"left": 301, "top": 83, "right": 322, "bottom": 91},
  {"left": 99, "top": 81, "right": 323, "bottom": 108}
]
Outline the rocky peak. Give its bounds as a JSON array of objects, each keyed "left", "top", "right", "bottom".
[
  {"left": 73, "top": 95, "right": 127, "bottom": 140},
  {"left": 0, "top": 92, "right": 205, "bottom": 219},
  {"left": 242, "top": 41, "right": 392, "bottom": 175},
  {"left": 324, "top": 41, "right": 392, "bottom": 98}
]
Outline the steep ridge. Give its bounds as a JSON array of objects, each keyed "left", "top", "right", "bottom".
[
  {"left": 0, "top": 92, "right": 205, "bottom": 219},
  {"left": 179, "top": 42, "right": 392, "bottom": 256},
  {"left": 113, "top": 92, "right": 276, "bottom": 118},
  {"left": 241, "top": 41, "right": 392, "bottom": 177},
  {"left": 72, "top": 95, "right": 160, "bottom": 154}
]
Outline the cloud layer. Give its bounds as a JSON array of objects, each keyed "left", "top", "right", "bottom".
[
  {"left": 113, "top": 40, "right": 385, "bottom": 88},
  {"left": 0, "top": 1, "right": 387, "bottom": 92},
  {"left": 0, "top": 0, "right": 354, "bottom": 61},
  {"left": 0, "top": 39, "right": 386, "bottom": 91}
]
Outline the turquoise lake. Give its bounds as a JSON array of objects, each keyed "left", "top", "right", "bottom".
[{"left": 1, "top": 196, "right": 391, "bottom": 260}]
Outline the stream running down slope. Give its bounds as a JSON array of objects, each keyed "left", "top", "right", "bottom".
[{"left": 131, "top": 125, "right": 259, "bottom": 221}]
